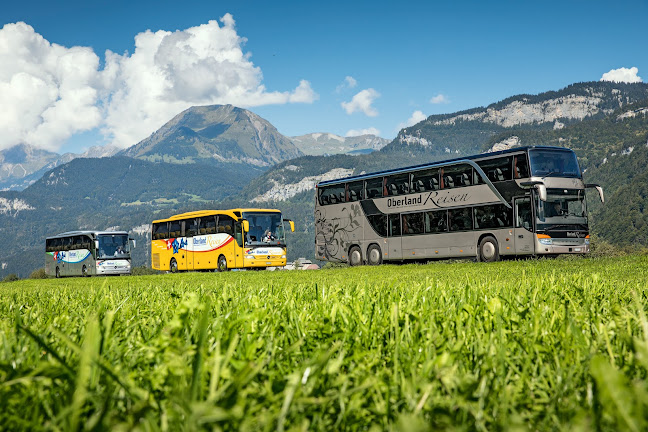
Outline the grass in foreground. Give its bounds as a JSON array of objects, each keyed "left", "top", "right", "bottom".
[{"left": 2, "top": 256, "right": 648, "bottom": 431}]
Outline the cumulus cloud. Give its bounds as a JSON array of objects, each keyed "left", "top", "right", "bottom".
[
  {"left": 345, "top": 127, "right": 381, "bottom": 137},
  {"left": 600, "top": 67, "right": 642, "bottom": 83},
  {"left": 0, "top": 22, "right": 102, "bottom": 151},
  {"left": 0, "top": 16, "right": 318, "bottom": 151},
  {"left": 396, "top": 110, "right": 427, "bottom": 130},
  {"left": 335, "top": 75, "right": 357, "bottom": 92},
  {"left": 430, "top": 94, "right": 450, "bottom": 104},
  {"left": 341, "top": 88, "right": 380, "bottom": 116}
]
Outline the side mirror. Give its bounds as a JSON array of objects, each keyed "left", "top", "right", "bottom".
[
  {"left": 585, "top": 184, "right": 605, "bottom": 203},
  {"left": 95, "top": 240, "right": 100, "bottom": 250},
  {"left": 520, "top": 181, "right": 547, "bottom": 201},
  {"left": 283, "top": 219, "right": 295, "bottom": 232},
  {"left": 242, "top": 219, "right": 250, "bottom": 232},
  {"left": 129, "top": 237, "right": 137, "bottom": 249}
]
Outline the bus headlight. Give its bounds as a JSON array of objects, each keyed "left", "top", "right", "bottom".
[
  {"left": 281, "top": 255, "right": 286, "bottom": 259},
  {"left": 537, "top": 234, "right": 552, "bottom": 245},
  {"left": 584, "top": 235, "right": 590, "bottom": 245}
]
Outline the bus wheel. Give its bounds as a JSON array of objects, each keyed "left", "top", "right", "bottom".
[
  {"left": 348, "top": 246, "right": 362, "bottom": 266},
  {"left": 217, "top": 255, "right": 228, "bottom": 272},
  {"left": 367, "top": 244, "right": 383, "bottom": 266},
  {"left": 479, "top": 236, "right": 500, "bottom": 262},
  {"left": 170, "top": 258, "right": 178, "bottom": 273},
  {"left": 82, "top": 265, "right": 88, "bottom": 277},
  {"left": 55, "top": 267, "right": 60, "bottom": 278}
]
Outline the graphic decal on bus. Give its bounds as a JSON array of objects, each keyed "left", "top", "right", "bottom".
[
  {"left": 164, "top": 235, "right": 233, "bottom": 254},
  {"left": 315, "top": 203, "right": 361, "bottom": 261},
  {"left": 48, "top": 250, "right": 91, "bottom": 263}
]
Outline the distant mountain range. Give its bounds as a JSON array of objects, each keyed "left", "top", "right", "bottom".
[
  {"left": 290, "top": 133, "right": 390, "bottom": 156},
  {"left": 119, "top": 104, "right": 303, "bottom": 167},
  {"left": 1, "top": 81, "right": 648, "bottom": 278},
  {"left": 0, "top": 144, "right": 119, "bottom": 191}
]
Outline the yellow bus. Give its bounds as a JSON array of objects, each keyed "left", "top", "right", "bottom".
[{"left": 151, "top": 208, "right": 295, "bottom": 272}]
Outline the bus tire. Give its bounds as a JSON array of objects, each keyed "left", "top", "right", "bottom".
[
  {"left": 367, "top": 244, "right": 383, "bottom": 266},
  {"left": 348, "top": 246, "right": 362, "bottom": 266},
  {"left": 217, "top": 255, "right": 228, "bottom": 272},
  {"left": 479, "top": 236, "right": 500, "bottom": 262},
  {"left": 55, "top": 267, "right": 60, "bottom": 278},
  {"left": 170, "top": 258, "right": 178, "bottom": 273},
  {"left": 82, "top": 265, "right": 88, "bottom": 277}
]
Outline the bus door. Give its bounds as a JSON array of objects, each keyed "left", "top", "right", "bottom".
[
  {"left": 386, "top": 213, "right": 403, "bottom": 260},
  {"left": 233, "top": 221, "right": 244, "bottom": 268},
  {"left": 170, "top": 220, "right": 187, "bottom": 270},
  {"left": 513, "top": 197, "right": 534, "bottom": 255},
  {"left": 186, "top": 218, "right": 199, "bottom": 270}
]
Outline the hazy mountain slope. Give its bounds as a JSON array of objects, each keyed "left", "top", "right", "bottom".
[
  {"left": 0, "top": 144, "right": 120, "bottom": 191},
  {"left": 120, "top": 104, "right": 303, "bottom": 167},
  {"left": 291, "top": 133, "right": 390, "bottom": 156}
]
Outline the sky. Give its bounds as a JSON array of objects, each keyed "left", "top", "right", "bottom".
[{"left": 1, "top": 0, "right": 646, "bottom": 154}]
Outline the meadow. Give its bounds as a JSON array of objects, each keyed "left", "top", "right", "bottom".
[{"left": 2, "top": 256, "right": 648, "bottom": 431}]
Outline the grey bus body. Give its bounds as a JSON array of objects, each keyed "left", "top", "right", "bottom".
[
  {"left": 45, "top": 231, "right": 134, "bottom": 277},
  {"left": 315, "top": 146, "right": 603, "bottom": 265}
]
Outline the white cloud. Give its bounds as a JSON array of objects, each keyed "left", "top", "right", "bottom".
[
  {"left": 341, "top": 88, "right": 380, "bottom": 117},
  {"left": 345, "top": 127, "right": 381, "bottom": 137},
  {"left": 0, "top": 16, "right": 319, "bottom": 151},
  {"left": 396, "top": 110, "right": 427, "bottom": 130},
  {"left": 335, "top": 76, "right": 357, "bottom": 92},
  {"left": 600, "top": 67, "right": 642, "bottom": 83},
  {"left": 430, "top": 94, "right": 450, "bottom": 104},
  {"left": 0, "top": 22, "right": 102, "bottom": 151}
]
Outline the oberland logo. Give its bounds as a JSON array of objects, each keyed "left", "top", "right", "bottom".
[
  {"left": 387, "top": 191, "right": 470, "bottom": 208},
  {"left": 567, "top": 232, "right": 585, "bottom": 238}
]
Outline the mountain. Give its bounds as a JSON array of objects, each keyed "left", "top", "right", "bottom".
[
  {"left": 385, "top": 81, "right": 648, "bottom": 158},
  {"left": 0, "top": 144, "right": 119, "bottom": 191},
  {"left": 120, "top": 104, "right": 303, "bottom": 167},
  {"left": 290, "top": 133, "right": 390, "bottom": 156}
]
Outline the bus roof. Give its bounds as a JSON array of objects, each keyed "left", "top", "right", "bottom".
[
  {"left": 45, "top": 230, "right": 128, "bottom": 240},
  {"left": 317, "top": 145, "right": 572, "bottom": 187},
  {"left": 152, "top": 208, "right": 282, "bottom": 224}
]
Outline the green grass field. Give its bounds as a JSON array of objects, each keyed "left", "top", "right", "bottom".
[{"left": 2, "top": 256, "right": 648, "bottom": 431}]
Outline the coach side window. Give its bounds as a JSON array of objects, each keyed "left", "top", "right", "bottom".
[
  {"left": 367, "top": 214, "right": 387, "bottom": 236},
  {"left": 443, "top": 165, "right": 473, "bottom": 189},
  {"left": 319, "top": 185, "right": 345, "bottom": 205},
  {"left": 425, "top": 211, "right": 448, "bottom": 233},
  {"left": 347, "top": 181, "right": 364, "bottom": 202},
  {"left": 152, "top": 222, "right": 168, "bottom": 240},
  {"left": 449, "top": 208, "right": 473, "bottom": 231},
  {"left": 402, "top": 212, "right": 425, "bottom": 235},
  {"left": 169, "top": 221, "right": 182, "bottom": 238},
  {"left": 477, "top": 157, "right": 513, "bottom": 183},
  {"left": 385, "top": 174, "right": 411, "bottom": 196},
  {"left": 200, "top": 217, "right": 216, "bottom": 235},
  {"left": 218, "top": 216, "right": 234, "bottom": 236},
  {"left": 412, "top": 169, "right": 440, "bottom": 192},
  {"left": 365, "top": 177, "right": 383, "bottom": 199},
  {"left": 388, "top": 214, "right": 401, "bottom": 236},
  {"left": 186, "top": 218, "right": 199, "bottom": 237},
  {"left": 513, "top": 154, "right": 529, "bottom": 178}
]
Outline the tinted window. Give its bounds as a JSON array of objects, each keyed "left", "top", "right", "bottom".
[
  {"left": 169, "top": 221, "right": 182, "bottom": 238},
  {"left": 385, "top": 174, "right": 411, "bottom": 196},
  {"left": 478, "top": 157, "right": 513, "bottom": 183},
  {"left": 442, "top": 165, "right": 473, "bottom": 189},
  {"left": 449, "top": 208, "right": 473, "bottom": 231},
  {"left": 46, "top": 239, "right": 54, "bottom": 252},
  {"left": 152, "top": 222, "right": 168, "bottom": 240},
  {"left": 402, "top": 212, "right": 425, "bottom": 235},
  {"left": 186, "top": 218, "right": 199, "bottom": 237},
  {"left": 513, "top": 154, "right": 529, "bottom": 178},
  {"left": 367, "top": 214, "right": 387, "bottom": 236},
  {"left": 412, "top": 169, "right": 440, "bottom": 192},
  {"left": 475, "top": 204, "right": 512, "bottom": 229},
  {"left": 200, "top": 216, "right": 216, "bottom": 235},
  {"left": 388, "top": 214, "right": 401, "bottom": 237},
  {"left": 319, "top": 185, "right": 345, "bottom": 205},
  {"left": 529, "top": 149, "right": 580, "bottom": 178},
  {"left": 218, "top": 216, "right": 234, "bottom": 235},
  {"left": 425, "top": 211, "right": 448, "bottom": 233},
  {"left": 365, "top": 177, "right": 383, "bottom": 199},
  {"left": 347, "top": 181, "right": 364, "bottom": 202}
]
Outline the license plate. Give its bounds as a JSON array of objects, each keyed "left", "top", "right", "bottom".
[{"left": 266, "top": 262, "right": 272, "bottom": 265}]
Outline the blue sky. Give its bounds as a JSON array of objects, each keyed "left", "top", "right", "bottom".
[{"left": 1, "top": 0, "right": 646, "bottom": 154}]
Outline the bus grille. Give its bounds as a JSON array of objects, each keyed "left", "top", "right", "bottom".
[{"left": 152, "top": 253, "right": 160, "bottom": 268}]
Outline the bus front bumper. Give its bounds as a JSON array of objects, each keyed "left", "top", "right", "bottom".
[
  {"left": 536, "top": 242, "right": 589, "bottom": 254},
  {"left": 96, "top": 261, "right": 131, "bottom": 275},
  {"left": 244, "top": 256, "right": 286, "bottom": 268}
]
